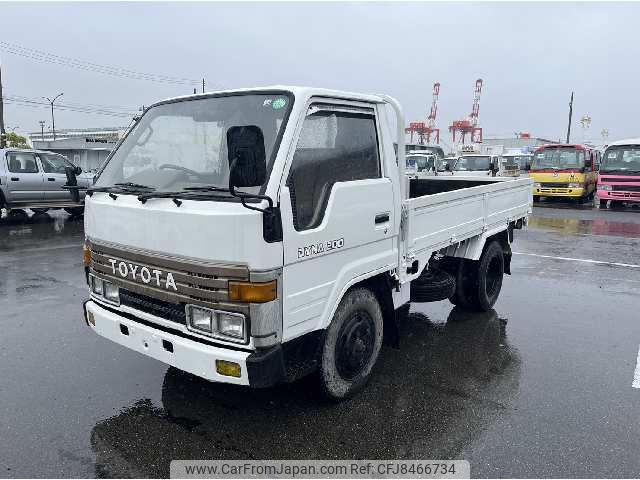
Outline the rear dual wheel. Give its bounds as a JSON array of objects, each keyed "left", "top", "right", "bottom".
[{"left": 450, "top": 241, "right": 504, "bottom": 312}]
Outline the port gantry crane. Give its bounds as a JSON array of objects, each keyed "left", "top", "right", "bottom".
[
  {"left": 449, "top": 78, "right": 483, "bottom": 144},
  {"left": 405, "top": 82, "right": 441, "bottom": 145}
]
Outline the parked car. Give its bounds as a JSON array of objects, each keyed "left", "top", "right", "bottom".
[{"left": 0, "top": 148, "right": 90, "bottom": 215}]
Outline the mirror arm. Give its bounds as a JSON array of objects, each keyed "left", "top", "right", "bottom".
[{"left": 228, "top": 183, "right": 274, "bottom": 213}]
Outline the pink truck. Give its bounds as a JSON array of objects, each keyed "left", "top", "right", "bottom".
[{"left": 597, "top": 138, "right": 640, "bottom": 208}]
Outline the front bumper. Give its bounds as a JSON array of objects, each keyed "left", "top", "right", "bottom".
[
  {"left": 85, "top": 300, "right": 285, "bottom": 387},
  {"left": 534, "top": 186, "right": 585, "bottom": 198}
]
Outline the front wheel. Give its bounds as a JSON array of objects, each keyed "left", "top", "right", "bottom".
[
  {"left": 599, "top": 199, "right": 608, "bottom": 209},
  {"left": 319, "top": 288, "right": 383, "bottom": 400}
]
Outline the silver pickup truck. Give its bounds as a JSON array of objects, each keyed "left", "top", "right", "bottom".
[{"left": 0, "top": 148, "right": 90, "bottom": 215}]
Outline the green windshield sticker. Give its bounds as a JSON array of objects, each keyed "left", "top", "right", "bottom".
[{"left": 272, "top": 98, "right": 287, "bottom": 110}]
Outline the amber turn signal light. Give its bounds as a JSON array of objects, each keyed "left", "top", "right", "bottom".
[
  {"left": 83, "top": 244, "right": 92, "bottom": 267},
  {"left": 228, "top": 280, "right": 277, "bottom": 303}
]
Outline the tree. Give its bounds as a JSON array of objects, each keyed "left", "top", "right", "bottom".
[{"left": 6, "top": 131, "right": 29, "bottom": 148}]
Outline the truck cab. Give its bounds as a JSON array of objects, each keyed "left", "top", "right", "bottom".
[
  {"left": 596, "top": 139, "right": 640, "bottom": 208},
  {"left": 82, "top": 86, "right": 531, "bottom": 400},
  {"left": 451, "top": 153, "right": 501, "bottom": 177}
]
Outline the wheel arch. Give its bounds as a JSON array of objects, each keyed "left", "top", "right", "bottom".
[{"left": 324, "top": 271, "right": 402, "bottom": 348}]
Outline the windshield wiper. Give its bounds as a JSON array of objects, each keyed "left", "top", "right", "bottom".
[
  {"left": 114, "top": 182, "right": 155, "bottom": 191},
  {"left": 87, "top": 182, "right": 155, "bottom": 197},
  {"left": 182, "top": 185, "right": 231, "bottom": 193}
]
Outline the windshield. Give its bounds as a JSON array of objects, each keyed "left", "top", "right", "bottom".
[
  {"left": 601, "top": 146, "right": 640, "bottom": 174},
  {"left": 531, "top": 148, "right": 584, "bottom": 171},
  {"left": 407, "top": 154, "right": 435, "bottom": 170},
  {"left": 95, "top": 93, "right": 292, "bottom": 194},
  {"left": 503, "top": 155, "right": 532, "bottom": 170},
  {"left": 455, "top": 155, "right": 491, "bottom": 171}
]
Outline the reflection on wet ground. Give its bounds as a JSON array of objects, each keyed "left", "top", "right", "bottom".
[
  {"left": 528, "top": 215, "right": 640, "bottom": 238},
  {"left": 0, "top": 209, "right": 84, "bottom": 249},
  {"left": 90, "top": 309, "right": 520, "bottom": 478}
]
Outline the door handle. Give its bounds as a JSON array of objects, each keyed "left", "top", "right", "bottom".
[
  {"left": 10, "top": 177, "right": 19, "bottom": 181},
  {"left": 375, "top": 212, "right": 390, "bottom": 224},
  {"left": 47, "top": 178, "right": 56, "bottom": 182}
]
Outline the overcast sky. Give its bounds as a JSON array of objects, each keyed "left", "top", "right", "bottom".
[{"left": 1, "top": 1, "right": 638, "bottom": 147}]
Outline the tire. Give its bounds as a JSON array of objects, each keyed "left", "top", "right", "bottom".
[
  {"left": 410, "top": 268, "right": 455, "bottom": 303},
  {"left": 318, "top": 288, "right": 384, "bottom": 400},
  {"left": 64, "top": 207, "right": 84, "bottom": 216},
  {"left": 599, "top": 199, "right": 607, "bottom": 209},
  {"left": 448, "top": 259, "right": 475, "bottom": 310},
  {"left": 473, "top": 241, "right": 504, "bottom": 311},
  {"left": 32, "top": 208, "right": 49, "bottom": 214},
  {"left": 451, "top": 241, "right": 504, "bottom": 312}
]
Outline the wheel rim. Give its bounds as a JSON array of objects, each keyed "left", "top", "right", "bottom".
[
  {"left": 334, "top": 310, "right": 375, "bottom": 380},
  {"left": 485, "top": 256, "right": 502, "bottom": 298}
]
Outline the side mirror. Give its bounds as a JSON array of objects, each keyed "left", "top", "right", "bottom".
[
  {"left": 227, "top": 125, "right": 267, "bottom": 188},
  {"left": 64, "top": 166, "right": 80, "bottom": 203}
]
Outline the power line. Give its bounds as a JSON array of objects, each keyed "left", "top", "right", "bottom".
[
  {"left": 5, "top": 93, "right": 136, "bottom": 115},
  {"left": 0, "top": 40, "right": 202, "bottom": 86},
  {"left": 4, "top": 95, "right": 136, "bottom": 118}
]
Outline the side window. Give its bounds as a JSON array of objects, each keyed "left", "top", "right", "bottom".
[
  {"left": 7, "top": 153, "right": 39, "bottom": 173},
  {"left": 40, "top": 154, "right": 71, "bottom": 174},
  {"left": 287, "top": 107, "right": 381, "bottom": 231}
]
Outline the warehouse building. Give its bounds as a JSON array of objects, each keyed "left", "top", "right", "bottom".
[
  {"left": 481, "top": 135, "right": 559, "bottom": 154},
  {"left": 30, "top": 127, "right": 126, "bottom": 172}
]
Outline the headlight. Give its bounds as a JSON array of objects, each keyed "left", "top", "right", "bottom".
[
  {"left": 103, "top": 282, "right": 120, "bottom": 304},
  {"left": 186, "top": 305, "right": 246, "bottom": 343},
  {"left": 90, "top": 274, "right": 119, "bottom": 305},
  {"left": 91, "top": 276, "right": 104, "bottom": 295},
  {"left": 534, "top": 183, "right": 541, "bottom": 188},
  {"left": 217, "top": 312, "right": 245, "bottom": 339},
  {"left": 186, "top": 305, "right": 214, "bottom": 334},
  {"left": 567, "top": 183, "right": 581, "bottom": 188},
  {"left": 599, "top": 184, "right": 612, "bottom": 191}
]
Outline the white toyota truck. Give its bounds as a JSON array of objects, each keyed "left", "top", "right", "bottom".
[{"left": 81, "top": 86, "right": 532, "bottom": 399}]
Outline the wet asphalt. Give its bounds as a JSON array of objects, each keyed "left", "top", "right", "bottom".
[{"left": 1, "top": 202, "right": 639, "bottom": 478}]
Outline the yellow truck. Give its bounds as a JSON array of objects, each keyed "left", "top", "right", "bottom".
[{"left": 530, "top": 144, "right": 599, "bottom": 201}]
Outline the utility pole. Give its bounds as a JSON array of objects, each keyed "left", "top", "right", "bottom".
[
  {"left": 202, "top": 78, "right": 205, "bottom": 94},
  {"left": 39, "top": 120, "right": 45, "bottom": 140},
  {"left": 566, "top": 91, "right": 573, "bottom": 144},
  {"left": 0, "top": 58, "right": 6, "bottom": 148},
  {"left": 43, "top": 93, "right": 63, "bottom": 141}
]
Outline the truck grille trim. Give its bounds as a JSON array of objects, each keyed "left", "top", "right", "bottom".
[
  {"left": 88, "top": 240, "right": 249, "bottom": 314},
  {"left": 612, "top": 185, "right": 640, "bottom": 192}
]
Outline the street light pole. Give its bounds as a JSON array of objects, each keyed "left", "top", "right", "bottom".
[
  {"left": 39, "top": 120, "right": 45, "bottom": 140},
  {"left": 0, "top": 58, "right": 6, "bottom": 148},
  {"left": 43, "top": 93, "right": 63, "bottom": 141}
]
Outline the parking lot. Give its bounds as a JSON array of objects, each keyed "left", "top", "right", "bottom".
[{"left": 1, "top": 204, "right": 639, "bottom": 478}]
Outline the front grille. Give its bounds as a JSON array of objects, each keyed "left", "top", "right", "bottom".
[
  {"left": 540, "top": 182, "right": 571, "bottom": 188},
  {"left": 88, "top": 240, "right": 250, "bottom": 315},
  {"left": 613, "top": 185, "right": 640, "bottom": 192},
  {"left": 120, "top": 289, "right": 186, "bottom": 325}
]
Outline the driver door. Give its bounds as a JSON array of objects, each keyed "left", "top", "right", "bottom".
[
  {"left": 39, "top": 154, "right": 75, "bottom": 203},
  {"left": 279, "top": 101, "right": 395, "bottom": 340}
]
